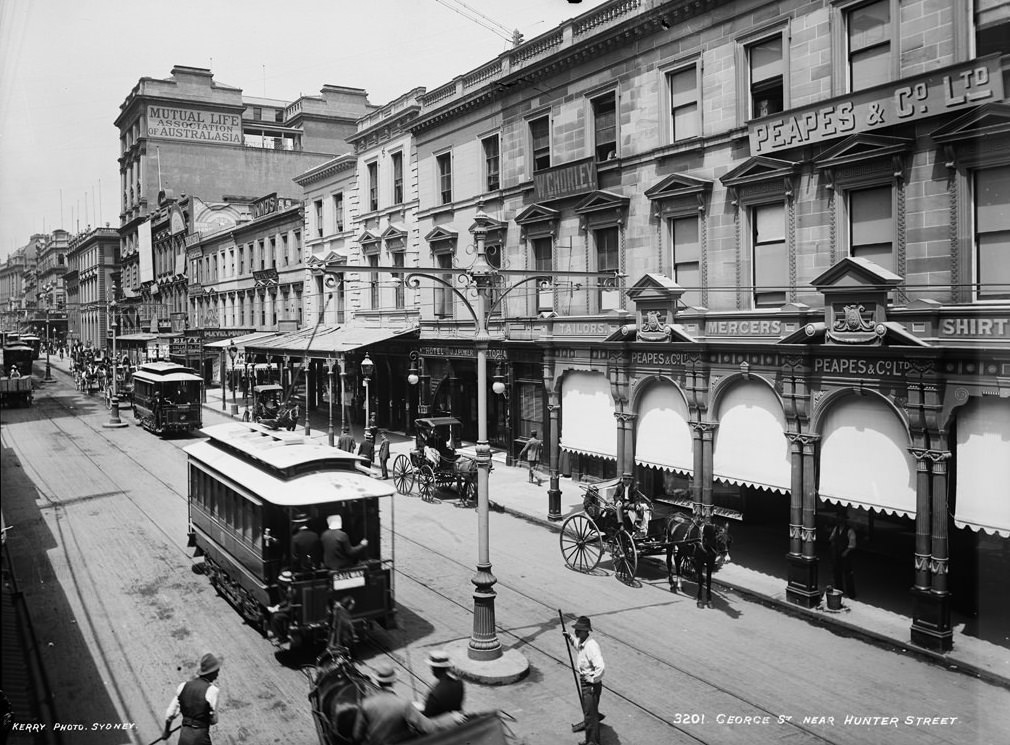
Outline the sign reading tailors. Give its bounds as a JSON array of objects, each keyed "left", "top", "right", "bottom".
[
  {"left": 534, "top": 158, "right": 597, "bottom": 202},
  {"left": 749, "top": 56, "right": 1003, "bottom": 156},
  {"left": 147, "top": 106, "right": 242, "bottom": 144}
]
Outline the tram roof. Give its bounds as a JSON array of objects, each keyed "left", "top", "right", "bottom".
[{"left": 185, "top": 421, "right": 394, "bottom": 504}]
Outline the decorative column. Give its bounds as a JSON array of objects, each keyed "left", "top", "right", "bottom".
[
  {"left": 910, "top": 448, "right": 953, "bottom": 651},
  {"left": 692, "top": 422, "right": 718, "bottom": 520},
  {"left": 785, "top": 432, "right": 820, "bottom": 607}
]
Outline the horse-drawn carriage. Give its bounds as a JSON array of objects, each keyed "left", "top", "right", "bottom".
[
  {"left": 560, "top": 477, "right": 732, "bottom": 605},
  {"left": 391, "top": 417, "right": 479, "bottom": 503},
  {"left": 306, "top": 648, "right": 512, "bottom": 745},
  {"left": 104, "top": 363, "right": 134, "bottom": 409},
  {"left": 243, "top": 383, "right": 299, "bottom": 431}
]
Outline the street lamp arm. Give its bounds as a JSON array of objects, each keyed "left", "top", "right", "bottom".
[
  {"left": 485, "top": 274, "right": 553, "bottom": 318},
  {"left": 405, "top": 272, "right": 480, "bottom": 327}
]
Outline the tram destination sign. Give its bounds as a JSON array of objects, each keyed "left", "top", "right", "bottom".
[{"left": 749, "top": 55, "right": 1003, "bottom": 156}]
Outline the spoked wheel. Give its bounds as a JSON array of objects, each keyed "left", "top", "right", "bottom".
[
  {"left": 392, "top": 454, "right": 414, "bottom": 494},
  {"left": 418, "top": 464, "right": 436, "bottom": 502},
  {"left": 612, "top": 529, "right": 638, "bottom": 584},
  {"left": 560, "top": 513, "right": 604, "bottom": 573}
]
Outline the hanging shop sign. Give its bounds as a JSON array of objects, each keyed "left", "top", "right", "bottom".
[
  {"left": 749, "top": 55, "right": 1003, "bottom": 156},
  {"left": 147, "top": 105, "right": 243, "bottom": 144}
]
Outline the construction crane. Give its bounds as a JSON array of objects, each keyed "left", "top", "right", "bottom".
[{"left": 434, "top": 0, "right": 524, "bottom": 46}]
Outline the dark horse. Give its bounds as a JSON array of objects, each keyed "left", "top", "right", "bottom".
[{"left": 665, "top": 517, "right": 732, "bottom": 608}]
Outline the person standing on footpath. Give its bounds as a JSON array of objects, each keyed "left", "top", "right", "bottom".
[
  {"left": 829, "top": 515, "right": 858, "bottom": 599},
  {"left": 377, "top": 430, "right": 391, "bottom": 479},
  {"left": 563, "top": 615, "right": 605, "bottom": 745},
  {"left": 358, "top": 431, "right": 375, "bottom": 469},
  {"left": 517, "top": 430, "right": 543, "bottom": 485},
  {"left": 162, "top": 652, "right": 223, "bottom": 745}
]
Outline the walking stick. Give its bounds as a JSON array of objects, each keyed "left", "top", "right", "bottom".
[
  {"left": 558, "top": 610, "right": 584, "bottom": 710},
  {"left": 146, "top": 724, "right": 180, "bottom": 745}
]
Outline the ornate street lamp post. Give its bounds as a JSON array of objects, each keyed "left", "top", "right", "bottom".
[
  {"left": 103, "top": 300, "right": 127, "bottom": 429},
  {"left": 337, "top": 358, "right": 356, "bottom": 452},
  {"left": 227, "top": 340, "right": 239, "bottom": 415},
  {"left": 42, "top": 284, "right": 54, "bottom": 383},
  {"left": 360, "top": 353, "right": 374, "bottom": 433},
  {"left": 407, "top": 351, "right": 430, "bottom": 428},
  {"left": 326, "top": 355, "right": 336, "bottom": 447}
]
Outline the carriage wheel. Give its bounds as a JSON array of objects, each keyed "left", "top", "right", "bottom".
[
  {"left": 612, "top": 529, "right": 638, "bottom": 584},
  {"left": 392, "top": 454, "right": 414, "bottom": 495},
  {"left": 560, "top": 513, "right": 604, "bottom": 573},
  {"left": 418, "top": 464, "right": 436, "bottom": 502}
]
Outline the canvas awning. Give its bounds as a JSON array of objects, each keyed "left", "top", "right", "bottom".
[
  {"left": 635, "top": 383, "right": 693, "bottom": 474},
  {"left": 954, "top": 399, "right": 1010, "bottom": 537},
  {"left": 712, "top": 383, "right": 791, "bottom": 493},
  {"left": 245, "top": 324, "right": 418, "bottom": 357},
  {"left": 560, "top": 371, "right": 617, "bottom": 461},
  {"left": 204, "top": 331, "right": 280, "bottom": 350}
]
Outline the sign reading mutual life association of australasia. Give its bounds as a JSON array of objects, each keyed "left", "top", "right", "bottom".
[
  {"left": 749, "top": 55, "right": 1004, "bottom": 156},
  {"left": 147, "top": 105, "right": 243, "bottom": 144}
]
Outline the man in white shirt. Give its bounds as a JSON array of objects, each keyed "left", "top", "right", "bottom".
[
  {"left": 163, "top": 652, "right": 222, "bottom": 744},
  {"left": 563, "top": 615, "right": 605, "bottom": 745}
]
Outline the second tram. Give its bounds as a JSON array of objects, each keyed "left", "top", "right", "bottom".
[
  {"left": 184, "top": 421, "right": 396, "bottom": 648},
  {"left": 131, "top": 361, "right": 203, "bottom": 434}
]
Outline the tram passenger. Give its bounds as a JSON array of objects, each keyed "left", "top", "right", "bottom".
[
  {"left": 291, "top": 512, "right": 322, "bottom": 571},
  {"left": 321, "top": 514, "right": 369, "bottom": 570},
  {"left": 8, "top": 366, "right": 20, "bottom": 378},
  {"left": 352, "top": 664, "right": 464, "bottom": 745}
]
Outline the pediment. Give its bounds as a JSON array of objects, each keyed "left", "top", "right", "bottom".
[
  {"left": 644, "top": 173, "right": 713, "bottom": 201},
  {"left": 514, "top": 203, "right": 561, "bottom": 225},
  {"left": 423, "top": 226, "right": 458, "bottom": 243},
  {"left": 932, "top": 103, "right": 1010, "bottom": 144},
  {"left": 307, "top": 250, "right": 346, "bottom": 269},
  {"left": 810, "top": 256, "right": 902, "bottom": 293},
  {"left": 813, "top": 134, "right": 913, "bottom": 170},
  {"left": 356, "top": 230, "right": 380, "bottom": 245},
  {"left": 720, "top": 156, "right": 799, "bottom": 188},
  {"left": 574, "top": 190, "right": 630, "bottom": 215},
  {"left": 380, "top": 224, "right": 406, "bottom": 241},
  {"left": 626, "top": 273, "right": 684, "bottom": 303}
]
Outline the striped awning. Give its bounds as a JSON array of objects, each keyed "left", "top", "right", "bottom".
[
  {"left": 954, "top": 399, "right": 1010, "bottom": 537},
  {"left": 634, "top": 383, "right": 693, "bottom": 474},
  {"left": 560, "top": 371, "right": 617, "bottom": 461},
  {"left": 712, "top": 383, "right": 791, "bottom": 493}
]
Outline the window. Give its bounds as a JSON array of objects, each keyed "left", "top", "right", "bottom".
[
  {"left": 252, "top": 107, "right": 262, "bottom": 120},
  {"left": 595, "top": 227, "right": 620, "bottom": 310},
  {"left": 532, "top": 237, "right": 553, "bottom": 312},
  {"left": 367, "top": 162, "right": 378, "bottom": 211},
  {"left": 314, "top": 200, "right": 324, "bottom": 237},
  {"left": 849, "top": 186, "right": 893, "bottom": 272},
  {"left": 847, "top": 0, "right": 891, "bottom": 91},
  {"left": 332, "top": 193, "right": 344, "bottom": 233},
  {"left": 436, "top": 152, "right": 452, "bottom": 204},
  {"left": 976, "top": 0, "right": 1010, "bottom": 57},
  {"left": 368, "top": 254, "right": 379, "bottom": 309},
  {"left": 530, "top": 116, "right": 551, "bottom": 172},
  {"left": 667, "top": 65, "right": 700, "bottom": 141},
  {"left": 392, "top": 153, "right": 403, "bottom": 204},
  {"left": 748, "top": 35, "right": 784, "bottom": 118},
  {"left": 435, "top": 251, "right": 453, "bottom": 318},
  {"left": 274, "top": 109, "right": 284, "bottom": 123},
  {"left": 669, "top": 216, "right": 700, "bottom": 306},
  {"left": 974, "top": 166, "right": 1010, "bottom": 300},
  {"left": 269, "top": 237, "right": 276, "bottom": 268},
  {"left": 282, "top": 233, "right": 289, "bottom": 265},
  {"left": 752, "top": 203, "right": 787, "bottom": 307},
  {"left": 259, "top": 240, "right": 266, "bottom": 270},
  {"left": 483, "top": 135, "right": 501, "bottom": 192},
  {"left": 238, "top": 245, "right": 245, "bottom": 275},
  {"left": 393, "top": 252, "right": 405, "bottom": 309},
  {"left": 592, "top": 93, "right": 617, "bottom": 162}
]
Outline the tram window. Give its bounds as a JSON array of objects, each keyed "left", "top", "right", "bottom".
[
  {"left": 224, "top": 490, "right": 234, "bottom": 528},
  {"left": 251, "top": 508, "right": 262, "bottom": 550}
]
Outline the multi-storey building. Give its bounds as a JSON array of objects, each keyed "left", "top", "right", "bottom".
[
  {"left": 34, "top": 229, "right": 70, "bottom": 343},
  {"left": 0, "top": 238, "right": 37, "bottom": 333},
  {"left": 64, "top": 226, "right": 120, "bottom": 349},
  {"left": 304, "top": 0, "right": 1007, "bottom": 651},
  {"left": 114, "top": 65, "right": 374, "bottom": 334}
]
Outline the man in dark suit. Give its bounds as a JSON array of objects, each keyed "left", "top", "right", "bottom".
[
  {"left": 291, "top": 512, "right": 321, "bottom": 571},
  {"left": 321, "top": 514, "right": 368, "bottom": 570},
  {"left": 422, "top": 649, "right": 464, "bottom": 717}
]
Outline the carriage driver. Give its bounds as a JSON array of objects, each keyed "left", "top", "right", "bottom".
[{"left": 615, "top": 473, "right": 652, "bottom": 535}]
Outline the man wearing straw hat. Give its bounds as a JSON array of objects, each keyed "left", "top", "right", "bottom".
[
  {"left": 563, "top": 615, "right": 605, "bottom": 745},
  {"left": 352, "top": 663, "right": 464, "bottom": 744},
  {"left": 421, "top": 649, "right": 464, "bottom": 717},
  {"left": 162, "top": 652, "right": 223, "bottom": 744}
]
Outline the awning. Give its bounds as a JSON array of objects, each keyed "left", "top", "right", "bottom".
[
  {"left": 818, "top": 397, "right": 916, "bottom": 518},
  {"left": 560, "top": 371, "right": 617, "bottom": 461},
  {"left": 712, "top": 383, "right": 791, "bottom": 493},
  {"left": 245, "top": 324, "right": 418, "bottom": 357},
  {"left": 635, "top": 383, "right": 693, "bottom": 474},
  {"left": 954, "top": 399, "right": 1010, "bottom": 537},
  {"left": 204, "top": 331, "right": 280, "bottom": 350},
  {"left": 116, "top": 333, "right": 159, "bottom": 342}
]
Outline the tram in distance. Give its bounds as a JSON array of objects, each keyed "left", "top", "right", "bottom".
[
  {"left": 131, "top": 361, "right": 203, "bottom": 434},
  {"left": 183, "top": 421, "right": 397, "bottom": 649},
  {"left": 18, "top": 334, "right": 42, "bottom": 359}
]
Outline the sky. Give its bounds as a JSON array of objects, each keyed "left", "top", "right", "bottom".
[{"left": 0, "top": 0, "right": 606, "bottom": 260}]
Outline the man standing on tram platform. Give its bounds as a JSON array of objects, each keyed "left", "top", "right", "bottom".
[{"left": 291, "top": 512, "right": 321, "bottom": 571}]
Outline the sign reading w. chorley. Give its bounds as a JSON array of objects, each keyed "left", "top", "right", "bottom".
[
  {"left": 147, "top": 106, "right": 242, "bottom": 144},
  {"left": 749, "top": 56, "right": 1003, "bottom": 156}
]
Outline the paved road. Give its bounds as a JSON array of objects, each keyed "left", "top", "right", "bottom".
[{"left": 2, "top": 374, "right": 1008, "bottom": 745}]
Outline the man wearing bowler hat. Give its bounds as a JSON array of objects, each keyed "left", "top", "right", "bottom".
[
  {"left": 291, "top": 511, "right": 321, "bottom": 571},
  {"left": 422, "top": 649, "right": 464, "bottom": 717},
  {"left": 352, "top": 663, "right": 463, "bottom": 744},
  {"left": 163, "top": 652, "right": 223, "bottom": 744},
  {"left": 563, "top": 615, "right": 605, "bottom": 745}
]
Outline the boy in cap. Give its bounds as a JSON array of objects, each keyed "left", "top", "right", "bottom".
[
  {"left": 163, "top": 652, "right": 223, "bottom": 744},
  {"left": 422, "top": 649, "right": 464, "bottom": 717},
  {"left": 353, "top": 663, "right": 463, "bottom": 744},
  {"left": 563, "top": 615, "right": 606, "bottom": 745}
]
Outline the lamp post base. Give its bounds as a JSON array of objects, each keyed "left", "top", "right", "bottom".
[
  {"left": 103, "top": 397, "right": 129, "bottom": 429},
  {"left": 445, "top": 639, "right": 529, "bottom": 686},
  {"left": 229, "top": 403, "right": 239, "bottom": 416},
  {"left": 547, "top": 478, "right": 563, "bottom": 521},
  {"left": 43, "top": 360, "right": 55, "bottom": 382}
]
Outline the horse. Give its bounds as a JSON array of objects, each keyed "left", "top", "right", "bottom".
[
  {"left": 665, "top": 517, "right": 732, "bottom": 608},
  {"left": 306, "top": 648, "right": 377, "bottom": 745}
]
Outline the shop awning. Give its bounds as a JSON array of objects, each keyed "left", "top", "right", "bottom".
[
  {"left": 560, "top": 371, "right": 617, "bottom": 461},
  {"left": 204, "top": 331, "right": 280, "bottom": 350},
  {"left": 634, "top": 383, "right": 693, "bottom": 475},
  {"left": 245, "top": 324, "right": 418, "bottom": 357},
  {"left": 116, "top": 333, "right": 159, "bottom": 342},
  {"left": 818, "top": 397, "right": 916, "bottom": 518},
  {"left": 954, "top": 399, "right": 1010, "bottom": 537},
  {"left": 712, "top": 383, "right": 791, "bottom": 493}
]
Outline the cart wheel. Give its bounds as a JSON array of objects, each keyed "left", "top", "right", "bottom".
[
  {"left": 612, "top": 529, "right": 638, "bottom": 584},
  {"left": 560, "top": 513, "right": 603, "bottom": 573},
  {"left": 418, "top": 464, "right": 435, "bottom": 502},
  {"left": 392, "top": 454, "right": 413, "bottom": 494}
]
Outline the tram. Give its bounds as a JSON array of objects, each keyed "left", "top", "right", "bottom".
[
  {"left": 0, "top": 343, "right": 34, "bottom": 407},
  {"left": 131, "top": 361, "right": 203, "bottom": 434},
  {"left": 19, "top": 335, "right": 42, "bottom": 359},
  {"left": 184, "top": 421, "right": 396, "bottom": 648}
]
